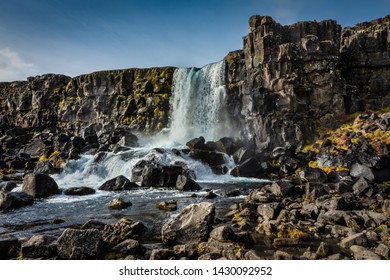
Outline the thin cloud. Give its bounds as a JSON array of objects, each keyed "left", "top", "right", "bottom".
[{"left": 0, "top": 47, "right": 38, "bottom": 82}]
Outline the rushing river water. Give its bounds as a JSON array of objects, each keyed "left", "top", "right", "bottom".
[{"left": 0, "top": 61, "right": 268, "bottom": 239}]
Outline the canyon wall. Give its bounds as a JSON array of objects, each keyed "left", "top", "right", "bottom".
[{"left": 226, "top": 15, "right": 390, "bottom": 153}]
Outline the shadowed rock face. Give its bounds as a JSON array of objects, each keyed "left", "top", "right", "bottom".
[
  {"left": 225, "top": 15, "right": 390, "bottom": 154},
  {"left": 0, "top": 67, "right": 175, "bottom": 136}
]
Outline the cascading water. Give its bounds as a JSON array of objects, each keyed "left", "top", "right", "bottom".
[
  {"left": 1, "top": 60, "right": 266, "bottom": 238},
  {"left": 168, "top": 60, "right": 229, "bottom": 143}
]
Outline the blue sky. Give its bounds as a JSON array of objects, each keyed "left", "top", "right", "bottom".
[{"left": 0, "top": 0, "right": 389, "bottom": 81}]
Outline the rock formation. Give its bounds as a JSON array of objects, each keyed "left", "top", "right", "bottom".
[{"left": 225, "top": 15, "right": 390, "bottom": 153}]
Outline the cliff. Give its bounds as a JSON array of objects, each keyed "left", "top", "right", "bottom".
[
  {"left": 0, "top": 67, "right": 176, "bottom": 135},
  {"left": 225, "top": 14, "right": 390, "bottom": 153}
]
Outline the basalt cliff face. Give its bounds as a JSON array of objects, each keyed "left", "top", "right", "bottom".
[
  {"left": 0, "top": 15, "right": 389, "bottom": 153},
  {"left": 226, "top": 15, "right": 390, "bottom": 153},
  {"left": 0, "top": 67, "right": 175, "bottom": 135}
]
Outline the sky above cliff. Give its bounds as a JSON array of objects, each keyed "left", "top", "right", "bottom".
[{"left": 0, "top": 0, "right": 389, "bottom": 81}]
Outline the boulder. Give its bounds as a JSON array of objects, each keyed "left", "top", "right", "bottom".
[
  {"left": 186, "top": 136, "right": 208, "bottom": 150},
  {"left": 350, "top": 163, "right": 375, "bottom": 181},
  {"left": 350, "top": 245, "right": 381, "bottom": 260},
  {"left": 112, "top": 239, "right": 146, "bottom": 256},
  {"left": 209, "top": 225, "right": 236, "bottom": 242},
  {"left": 102, "top": 218, "right": 147, "bottom": 246},
  {"left": 0, "top": 181, "right": 17, "bottom": 192},
  {"left": 156, "top": 200, "right": 177, "bottom": 211},
  {"left": 149, "top": 249, "right": 175, "bottom": 260},
  {"left": 22, "top": 173, "right": 60, "bottom": 198},
  {"left": 98, "top": 175, "right": 137, "bottom": 191},
  {"left": 299, "top": 168, "right": 328, "bottom": 183},
  {"left": 162, "top": 202, "right": 215, "bottom": 245},
  {"left": 0, "top": 191, "right": 34, "bottom": 210},
  {"left": 352, "top": 177, "right": 370, "bottom": 196},
  {"left": 21, "top": 235, "right": 57, "bottom": 259},
  {"left": 339, "top": 232, "right": 369, "bottom": 249},
  {"left": 63, "top": 187, "right": 96, "bottom": 196},
  {"left": 270, "top": 180, "right": 303, "bottom": 197},
  {"left": 108, "top": 198, "right": 132, "bottom": 210},
  {"left": 230, "top": 157, "right": 262, "bottom": 178},
  {"left": 189, "top": 149, "right": 225, "bottom": 167},
  {"left": 176, "top": 175, "right": 201, "bottom": 191},
  {"left": 0, "top": 235, "right": 19, "bottom": 260},
  {"left": 57, "top": 228, "right": 102, "bottom": 260}
]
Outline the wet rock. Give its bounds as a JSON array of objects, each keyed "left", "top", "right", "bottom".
[
  {"left": 63, "top": 187, "right": 96, "bottom": 196},
  {"left": 175, "top": 175, "right": 200, "bottom": 191},
  {"left": 112, "top": 239, "right": 146, "bottom": 256},
  {"left": 57, "top": 228, "right": 102, "bottom": 260},
  {"left": 34, "top": 161, "right": 60, "bottom": 175},
  {"left": 21, "top": 235, "right": 57, "bottom": 259},
  {"left": 350, "top": 245, "right": 381, "bottom": 260},
  {"left": 102, "top": 218, "right": 147, "bottom": 246},
  {"left": 22, "top": 173, "right": 60, "bottom": 198},
  {"left": 204, "top": 191, "right": 218, "bottom": 199},
  {"left": 108, "top": 197, "right": 132, "bottom": 210},
  {"left": 0, "top": 235, "right": 19, "bottom": 260},
  {"left": 162, "top": 202, "right": 215, "bottom": 245},
  {"left": 186, "top": 136, "right": 208, "bottom": 150},
  {"left": 339, "top": 232, "right": 369, "bottom": 249},
  {"left": 230, "top": 157, "right": 263, "bottom": 178},
  {"left": 0, "top": 191, "right": 33, "bottom": 210},
  {"left": 233, "top": 147, "right": 254, "bottom": 164},
  {"left": 156, "top": 200, "right": 177, "bottom": 211},
  {"left": 98, "top": 175, "right": 137, "bottom": 191},
  {"left": 350, "top": 163, "right": 375, "bottom": 182},
  {"left": 214, "top": 137, "right": 240, "bottom": 155},
  {"left": 189, "top": 149, "right": 225, "bottom": 167},
  {"left": 225, "top": 189, "right": 241, "bottom": 197},
  {"left": 0, "top": 181, "right": 17, "bottom": 192},
  {"left": 81, "top": 220, "right": 107, "bottom": 230}
]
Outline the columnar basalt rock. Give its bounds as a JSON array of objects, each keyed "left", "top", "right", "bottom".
[{"left": 225, "top": 15, "right": 390, "bottom": 154}]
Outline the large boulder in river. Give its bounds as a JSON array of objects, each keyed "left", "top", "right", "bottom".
[
  {"left": 162, "top": 202, "right": 215, "bottom": 245},
  {"left": 22, "top": 173, "right": 60, "bottom": 198},
  {"left": 98, "top": 175, "right": 138, "bottom": 191},
  {"left": 0, "top": 191, "right": 34, "bottom": 210},
  {"left": 57, "top": 228, "right": 102, "bottom": 260},
  {"left": 176, "top": 175, "right": 201, "bottom": 191}
]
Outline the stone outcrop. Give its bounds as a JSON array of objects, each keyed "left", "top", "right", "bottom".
[
  {"left": 0, "top": 67, "right": 175, "bottom": 136},
  {"left": 225, "top": 15, "right": 390, "bottom": 153}
]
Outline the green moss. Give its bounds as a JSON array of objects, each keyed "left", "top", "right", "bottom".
[
  {"left": 17, "top": 251, "right": 23, "bottom": 260},
  {"left": 104, "top": 252, "right": 124, "bottom": 260}
]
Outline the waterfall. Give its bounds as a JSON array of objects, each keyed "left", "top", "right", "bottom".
[{"left": 167, "top": 60, "right": 228, "bottom": 143}]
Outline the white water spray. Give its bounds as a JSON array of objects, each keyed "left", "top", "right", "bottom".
[{"left": 168, "top": 60, "right": 228, "bottom": 143}]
